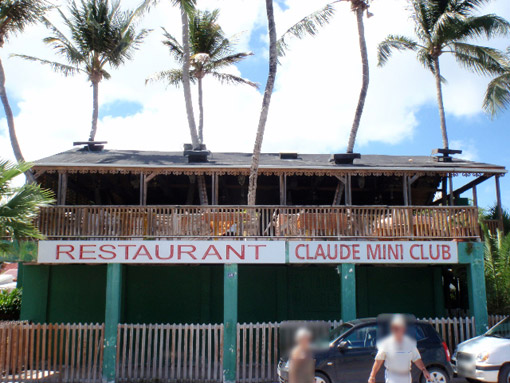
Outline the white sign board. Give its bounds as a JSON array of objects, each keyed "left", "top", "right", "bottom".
[
  {"left": 288, "top": 241, "right": 458, "bottom": 264},
  {"left": 38, "top": 241, "right": 286, "bottom": 264}
]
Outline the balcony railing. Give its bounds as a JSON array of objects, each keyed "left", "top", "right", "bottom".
[{"left": 36, "top": 205, "right": 480, "bottom": 240}]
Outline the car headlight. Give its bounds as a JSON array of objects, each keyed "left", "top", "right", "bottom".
[{"left": 476, "top": 352, "right": 490, "bottom": 363}]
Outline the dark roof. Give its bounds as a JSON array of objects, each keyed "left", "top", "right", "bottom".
[{"left": 33, "top": 148, "right": 506, "bottom": 175}]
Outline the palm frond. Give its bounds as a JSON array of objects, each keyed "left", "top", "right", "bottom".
[
  {"left": 483, "top": 71, "right": 510, "bottom": 117},
  {"left": 162, "top": 27, "right": 184, "bottom": 63},
  {"left": 437, "top": 14, "right": 510, "bottom": 44},
  {"left": 277, "top": 2, "right": 337, "bottom": 58},
  {"left": 377, "top": 35, "right": 419, "bottom": 67},
  {"left": 210, "top": 52, "right": 254, "bottom": 70},
  {"left": 452, "top": 43, "right": 506, "bottom": 76},
  {"left": 145, "top": 68, "right": 195, "bottom": 87},
  {"left": 11, "top": 54, "right": 82, "bottom": 76},
  {"left": 0, "top": 0, "right": 50, "bottom": 42},
  {"left": 0, "top": 160, "right": 54, "bottom": 242},
  {"left": 210, "top": 72, "right": 259, "bottom": 88}
]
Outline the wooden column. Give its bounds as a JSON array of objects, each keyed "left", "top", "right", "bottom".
[
  {"left": 448, "top": 174, "right": 454, "bottom": 206},
  {"left": 472, "top": 185, "right": 478, "bottom": 207},
  {"left": 279, "top": 174, "right": 287, "bottom": 205},
  {"left": 103, "top": 263, "right": 123, "bottom": 383},
  {"left": 139, "top": 173, "right": 145, "bottom": 206},
  {"left": 211, "top": 174, "right": 219, "bottom": 205},
  {"left": 458, "top": 242, "right": 488, "bottom": 335},
  {"left": 223, "top": 264, "right": 238, "bottom": 383},
  {"left": 345, "top": 175, "right": 352, "bottom": 206},
  {"left": 495, "top": 175, "right": 503, "bottom": 231},
  {"left": 403, "top": 176, "right": 409, "bottom": 206},
  {"left": 57, "top": 173, "right": 68, "bottom": 205},
  {"left": 338, "top": 264, "right": 356, "bottom": 322}
]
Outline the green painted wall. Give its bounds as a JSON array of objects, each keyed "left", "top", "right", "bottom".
[
  {"left": 356, "top": 266, "right": 442, "bottom": 318},
  {"left": 21, "top": 264, "right": 106, "bottom": 323},
  {"left": 238, "top": 265, "right": 341, "bottom": 322},
  {"left": 122, "top": 265, "right": 223, "bottom": 324}
]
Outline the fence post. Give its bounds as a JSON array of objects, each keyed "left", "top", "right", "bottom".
[
  {"left": 103, "top": 264, "right": 123, "bottom": 383},
  {"left": 458, "top": 243, "right": 488, "bottom": 335},
  {"left": 223, "top": 264, "right": 238, "bottom": 383},
  {"left": 338, "top": 264, "right": 357, "bottom": 322}
]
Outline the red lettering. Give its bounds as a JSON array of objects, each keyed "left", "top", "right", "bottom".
[
  {"left": 226, "top": 245, "right": 245, "bottom": 260},
  {"left": 315, "top": 244, "right": 326, "bottom": 260},
  {"left": 202, "top": 245, "right": 222, "bottom": 260},
  {"left": 99, "top": 245, "right": 116, "bottom": 260},
  {"left": 410, "top": 244, "right": 421, "bottom": 260},
  {"left": 367, "top": 245, "right": 380, "bottom": 260},
  {"left": 295, "top": 244, "right": 306, "bottom": 260},
  {"left": 118, "top": 244, "right": 136, "bottom": 260},
  {"left": 340, "top": 244, "right": 350, "bottom": 260},
  {"left": 352, "top": 244, "right": 360, "bottom": 260},
  {"left": 79, "top": 244, "right": 96, "bottom": 260},
  {"left": 247, "top": 245, "right": 266, "bottom": 260},
  {"left": 442, "top": 245, "right": 451, "bottom": 260},
  {"left": 178, "top": 245, "right": 197, "bottom": 260},
  {"left": 56, "top": 245, "right": 75, "bottom": 260},
  {"left": 133, "top": 245, "right": 153, "bottom": 260},
  {"left": 388, "top": 245, "right": 400, "bottom": 260},
  {"left": 155, "top": 244, "right": 174, "bottom": 260}
]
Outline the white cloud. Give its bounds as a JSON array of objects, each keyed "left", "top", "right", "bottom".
[{"left": 1, "top": 0, "right": 508, "bottom": 162}]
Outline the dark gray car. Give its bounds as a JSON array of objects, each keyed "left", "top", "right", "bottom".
[{"left": 277, "top": 318, "right": 454, "bottom": 383}]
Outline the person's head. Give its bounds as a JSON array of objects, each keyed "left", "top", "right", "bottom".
[
  {"left": 295, "top": 327, "right": 312, "bottom": 349},
  {"left": 390, "top": 314, "right": 407, "bottom": 341}
]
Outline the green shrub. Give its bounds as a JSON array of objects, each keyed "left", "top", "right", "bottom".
[{"left": 0, "top": 288, "right": 22, "bottom": 320}]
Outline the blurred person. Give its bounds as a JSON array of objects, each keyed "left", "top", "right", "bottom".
[
  {"left": 289, "top": 328, "right": 314, "bottom": 383},
  {"left": 369, "top": 315, "right": 432, "bottom": 383}
]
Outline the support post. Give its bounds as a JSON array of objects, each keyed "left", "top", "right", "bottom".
[
  {"left": 139, "top": 173, "right": 145, "bottom": 206},
  {"left": 345, "top": 175, "right": 352, "bottom": 206},
  {"left": 57, "top": 173, "right": 68, "bottom": 205},
  {"left": 223, "top": 264, "right": 238, "bottom": 383},
  {"left": 279, "top": 174, "right": 287, "bottom": 205},
  {"left": 103, "top": 264, "right": 123, "bottom": 383},
  {"left": 338, "top": 264, "right": 356, "bottom": 322},
  {"left": 458, "top": 243, "right": 488, "bottom": 335},
  {"left": 448, "top": 174, "right": 454, "bottom": 206},
  {"left": 212, "top": 174, "right": 219, "bottom": 205},
  {"left": 472, "top": 185, "right": 478, "bottom": 207},
  {"left": 495, "top": 175, "right": 503, "bottom": 231},
  {"left": 403, "top": 176, "right": 409, "bottom": 206}
]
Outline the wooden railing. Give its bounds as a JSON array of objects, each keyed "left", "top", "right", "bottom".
[{"left": 36, "top": 205, "right": 480, "bottom": 240}]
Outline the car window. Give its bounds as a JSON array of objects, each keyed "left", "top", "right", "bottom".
[
  {"left": 343, "top": 325, "right": 377, "bottom": 349},
  {"left": 415, "top": 325, "right": 427, "bottom": 341}
]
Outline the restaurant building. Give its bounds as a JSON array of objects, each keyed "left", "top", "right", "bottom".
[{"left": 18, "top": 145, "right": 505, "bottom": 382}]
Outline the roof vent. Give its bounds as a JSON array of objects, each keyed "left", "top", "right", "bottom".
[
  {"left": 330, "top": 153, "right": 361, "bottom": 165},
  {"left": 183, "top": 144, "right": 210, "bottom": 163},
  {"left": 280, "top": 152, "right": 298, "bottom": 160},
  {"left": 73, "top": 141, "right": 107, "bottom": 152},
  {"left": 431, "top": 148, "right": 462, "bottom": 163}
]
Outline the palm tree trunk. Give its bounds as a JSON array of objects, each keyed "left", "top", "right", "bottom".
[
  {"left": 198, "top": 76, "right": 204, "bottom": 145},
  {"left": 0, "top": 58, "right": 25, "bottom": 163},
  {"left": 247, "top": 0, "right": 278, "bottom": 206},
  {"left": 89, "top": 80, "right": 99, "bottom": 141},
  {"left": 181, "top": 6, "right": 199, "bottom": 149},
  {"left": 433, "top": 57, "right": 449, "bottom": 150},
  {"left": 346, "top": 7, "right": 369, "bottom": 154},
  {"left": 0, "top": 57, "right": 34, "bottom": 182}
]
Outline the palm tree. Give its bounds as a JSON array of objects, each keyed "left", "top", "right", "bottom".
[
  {"left": 377, "top": 0, "right": 510, "bottom": 150},
  {"left": 247, "top": 0, "right": 277, "bottom": 206},
  {"left": 0, "top": 0, "right": 48, "bottom": 170},
  {"left": 15, "top": 0, "right": 148, "bottom": 142},
  {"left": 483, "top": 47, "right": 510, "bottom": 117},
  {"left": 482, "top": 224, "right": 510, "bottom": 314},
  {"left": 147, "top": 9, "right": 257, "bottom": 145},
  {"left": 0, "top": 160, "right": 54, "bottom": 253}
]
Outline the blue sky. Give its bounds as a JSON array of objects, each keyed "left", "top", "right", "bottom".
[{"left": 1, "top": 0, "right": 509, "bottom": 209}]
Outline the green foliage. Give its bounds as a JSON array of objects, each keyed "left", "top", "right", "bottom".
[
  {"left": 0, "top": 0, "right": 49, "bottom": 44},
  {"left": 482, "top": 225, "right": 510, "bottom": 314},
  {"left": 483, "top": 47, "right": 510, "bottom": 117},
  {"left": 377, "top": 0, "right": 510, "bottom": 77},
  {"left": 0, "top": 288, "right": 22, "bottom": 321},
  {"left": 480, "top": 204, "right": 510, "bottom": 234},
  {"left": 13, "top": 0, "right": 149, "bottom": 82},
  {"left": 0, "top": 160, "right": 54, "bottom": 253},
  {"left": 147, "top": 9, "right": 257, "bottom": 88}
]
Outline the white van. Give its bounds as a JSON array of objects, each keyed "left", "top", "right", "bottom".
[{"left": 452, "top": 316, "right": 510, "bottom": 383}]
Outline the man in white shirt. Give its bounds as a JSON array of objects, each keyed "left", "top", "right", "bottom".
[{"left": 368, "top": 315, "right": 431, "bottom": 383}]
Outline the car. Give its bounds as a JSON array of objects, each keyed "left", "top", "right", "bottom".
[
  {"left": 277, "top": 318, "right": 453, "bottom": 383},
  {"left": 451, "top": 316, "right": 510, "bottom": 383}
]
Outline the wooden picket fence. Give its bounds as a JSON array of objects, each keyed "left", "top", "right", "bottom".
[
  {"left": 0, "top": 315, "right": 507, "bottom": 382},
  {"left": 116, "top": 323, "right": 224, "bottom": 383},
  {"left": 0, "top": 322, "right": 104, "bottom": 383}
]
